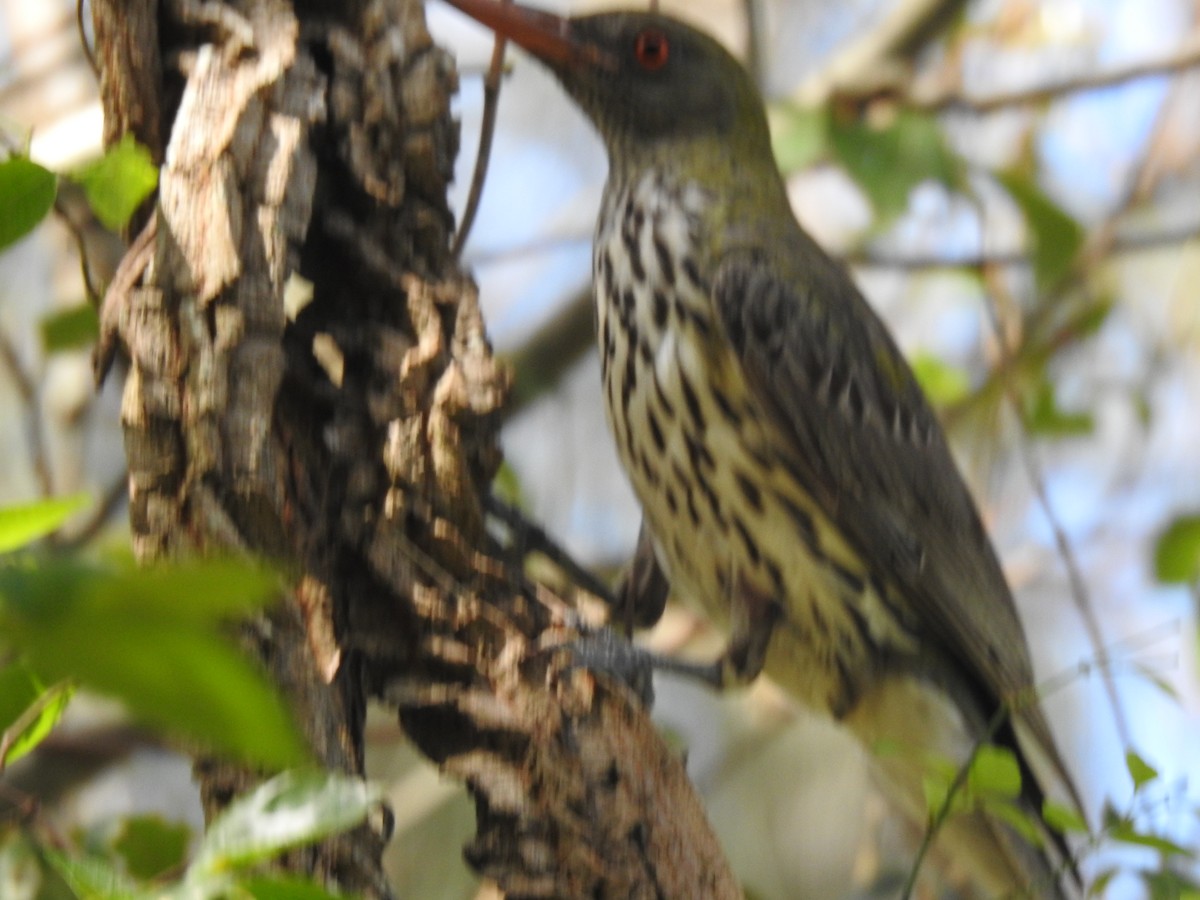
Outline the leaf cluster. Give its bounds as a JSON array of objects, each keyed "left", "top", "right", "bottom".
[
  {"left": 905, "top": 739, "right": 1199, "bottom": 898},
  {"left": 0, "top": 499, "right": 378, "bottom": 899}
]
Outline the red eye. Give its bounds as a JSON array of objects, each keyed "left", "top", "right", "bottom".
[{"left": 634, "top": 29, "right": 670, "bottom": 71}]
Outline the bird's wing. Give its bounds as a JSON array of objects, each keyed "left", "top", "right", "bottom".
[{"left": 712, "top": 242, "right": 1075, "bottom": 796}]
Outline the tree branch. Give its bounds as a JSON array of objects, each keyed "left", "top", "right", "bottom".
[
  {"left": 91, "top": 0, "right": 735, "bottom": 896},
  {"left": 913, "top": 32, "right": 1200, "bottom": 114}
]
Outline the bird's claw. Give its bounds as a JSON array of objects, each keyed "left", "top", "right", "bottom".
[{"left": 564, "top": 626, "right": 657, "bottom": 707}]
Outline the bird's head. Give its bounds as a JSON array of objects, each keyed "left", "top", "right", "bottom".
[{"left": 446, "top": 1, "right": 773, "bottom": 168}]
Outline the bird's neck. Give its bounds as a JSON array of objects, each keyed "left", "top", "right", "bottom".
[{"left": 602, "top": 137, "right": 795, "bottom": 262}]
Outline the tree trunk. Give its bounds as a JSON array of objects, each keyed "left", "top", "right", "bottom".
[{"left": 91, "top": 0, "right": 738, "bottom": 896}]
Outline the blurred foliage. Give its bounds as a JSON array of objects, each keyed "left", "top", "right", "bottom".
[
  {"left": 0, "top": 494, "right": 90, "bottom": 553},
  {"left": 0, "top": 134, "right": 156, "bottom": 252},
  {"left": 0, "top": 496, "right": 376, "bottom": 899},
  {"left": 1023, "top": 378, "right": 1095, "bottom": 437},
  {"left": 192, "top": 771, "right": 380, "bottom": 877},
  {"left": 0, "top": 156, "right": 56, "bottom": 251},
  {"left": 769, "top": 103, "right": 827, "bottom": 174},
  {"left": 111, "top": 815, "right": 191, "bottom": 882},
  {"left": 67, "top": 135, "right": 157, "bottom": 233},
  {"left": 907, "top": 739, "right": 1200, "bottom": 898},
  {"left": 829, "top": 106, "right": 965, "bottom": 225},
  {"left": 0, "top": 133, "right": 379, "bottom": 900},
  {"left": 911, "top": 352, "right": 971, "bottom": 407},
  {"left": 40, "top": 303, "right": 101, "bottom": 353},
  {"left": 5, "top": 0, "right": 1200, "bottom": 895},
  {"left": 772, "top": 103, "right": 967, "bottom": 226},
  {"left": 4, "top": 772, "right": 377, "bottom": 899},
  {"left": 1154, "top": 516, "right": 1200, "bottom": 585},
  {"left": 996, "top": 169, "right": 1086, "bottom": 292},
  {"left": 0, "top": 667, "right": 72, "bottom": 769},
  {"left": 0, "top": 554, "right": 310, "bottom": 769},
  {"left": 1082, "top": 751, "right": 1200, "bottom": 898}
]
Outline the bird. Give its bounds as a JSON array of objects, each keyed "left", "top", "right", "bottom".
[{"left": 444, "top": 1, "right": 1085, "bottom": 895}]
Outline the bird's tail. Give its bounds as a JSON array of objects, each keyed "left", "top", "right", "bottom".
[{"left": 845, "top": 675, "right": 1079, "bottom": 898}]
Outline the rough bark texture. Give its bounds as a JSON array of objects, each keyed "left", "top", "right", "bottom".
[{"left": 91, "top": 0, "right": 738, "bottom": 897}]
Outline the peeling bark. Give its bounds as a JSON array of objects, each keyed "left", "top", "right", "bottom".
[{"left": 91, "top": 0, "right": 738, "bottom": 896}]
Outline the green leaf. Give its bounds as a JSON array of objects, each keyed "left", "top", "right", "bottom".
[
  {"left": 1100, "top": 800, "right": 1126, "bottom": 831},
  {"left": 967, "top": 745, "right": 1022, "bottom": 800},
  {"left": 69, "top": 135, "right": 158, "bottom": 231},
  {"left": 911, "top": 352, "right": 970, "bottom": 406},
  {"left": 155, "top": 874, "right": 237, "bottom": 900},
  {"left": 1130, "top": 661, "right": 1180, "bottom": 700},
  {"left": 829, "top": 106, "right": 963, "bottom": 223},
  {"left": 1042, "top": 800, "right": 1089, "bottom": 835},
  {"left": 769, "top": 103, "right": 828, "bottom": 174},
  {"left": 0, "top": 493, "right": 91, "bottom": 553},
  {"left": 1108, "top": 822, "right": 1193, "bottom": 857},
  {"left": 871, "top": 738, "right": 905, "bottom": 758},
  {"left": 1153, "top": 515, "right": 1200, "bottom": 584},
  {"left": 0, "top": 559, "right": 309, "bottom": 769},
  {"left": 112, "top": 815, "right": 191, "bottom": 881},
  {"left": 42, "top": 848, "right": 137, "bottom": 900},
  {"left": 192, "top": 771, "right": 381, "bottom": 876},
  {"left": 0, "top": 557, "right": 277, "bottom": 623},
  {"left": 240, "top": 874, "right": 347, "bottom": 900},
  {"left": 1074, "top": 298, "right": 1114, "bottom": 337},
  {"left": 1125, "top": 749, "right": 1159, "bottom": 790},
  {"left": 1134, "top": 389, "right": 1153, "bottom": 428},
  {"left": 492, "top": 461, "right": 526, "bottom": 511},
  {"left": 882, "top": 745, "right": 976, "bottom": 823},
  {"left": 998, "top": 170, "right": 1084, "bottom": 291},
  {"left": 0, "top": 829, "right": 51, "bottom": 899},
  {"left": 1145, "top": 869, "right": 1200, "bottom": 900},
  {"left": 1025, "top": 379, "right": 1093, "bottom": 437},
  {"left": 922, "top": 772, "right": 950, "bottom": 820},
  {"left": 41, "top": 304, "right": 100, "bottom": 352},
  {"left": 0, "top": 156, "right": 57, "bottom": 250},
  {"left": 985, "top": 799, "right": 1043, "bottom": 847},
  {"left": 1088, "top": 867, "right": 1118, "bottom": 897},
  {"left": 1, "top": 677, "right": 73, "bottom": 767},
  {"left": 920, "top": 754, "right": 966, "bottom": 819},
  {"left": 0, "top": 665, "right": 41, "bottom": 730}
]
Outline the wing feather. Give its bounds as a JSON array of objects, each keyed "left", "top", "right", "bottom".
[{"left": 712, "top": 244, "right": 1078, "bottom": 808}]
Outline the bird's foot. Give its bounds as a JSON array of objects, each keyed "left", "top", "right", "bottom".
[
  {"left": 566, "top": 624, "right": 774, "bottom": 704},
  {"left": 565, "top": 625, "right": 657, "bottom": 707}
]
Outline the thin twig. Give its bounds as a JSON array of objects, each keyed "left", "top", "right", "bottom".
[
  {"left": 77, "top": 0, "right": 99, "bottom": 77},
  {"left": 53, "top": 183, "right": 112, "bottom": 308},
  {"left": 851, "top": 220, "right": 1200, "bottom": 271},
  {"left": 47, "top": 469, "right": 129, "bottom": 551},
  {"left": 992, "top": 61, "right": 1194, "bottom": 752},
  {"left": 978, "top": 261, "right": 1132, "bottom": 749},
  {"left": 914, "top": 32, "right": 1200, "bottom": 114},
  {"left": 464, "top": 219, "right": 1198, "bottom": 270},
  {"left": 0, "top": 679, "right": 73, "bottom": 775},
  {"left": 741, "top": 0, "right": 764, "bottom": 94},
  {"left": 486, "top": 217, "right": 1197, "bottom": 426},
  {"left": 900, "top": 699, "right": 1014, "bottom": 900},
  {"left": 0, "top": 333, "right": 53, "bottom": 498},
  {"left": 486, "top": 494, "right": 617, "bottom": 606},
  {"left": 451, "top": 8, "right": 509, "bottom": 260},
  {"left": 898, "top": 633, "right": 1143, "bottom": 899}
]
